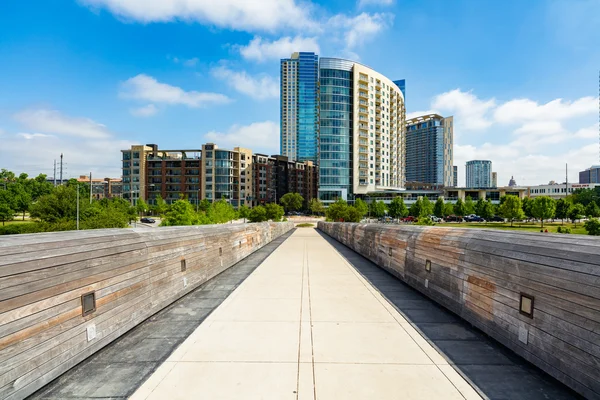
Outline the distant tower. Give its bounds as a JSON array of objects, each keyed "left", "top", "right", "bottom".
[{"left": 508, "top": 176, "right": 517, "bottom": 187}]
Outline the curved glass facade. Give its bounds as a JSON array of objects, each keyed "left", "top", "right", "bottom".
[{"left": 319, "top": 68, "right": 352, "bottom": 191}]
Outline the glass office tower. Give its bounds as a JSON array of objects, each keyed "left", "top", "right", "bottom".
[
  {"left": 466, "top": 160, "right": 492, "bottom": 188},
  {"left": 318, "top": 58, "right": 354, "bottom": 202},
  {"left": 405, "top": 114, "right": 453, "bottom": 186},
  {"left": 280, "top": 52, "right": 319, "bottom": 163}
]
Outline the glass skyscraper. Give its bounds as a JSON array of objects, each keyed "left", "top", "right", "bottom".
[
  {"left": 280, "top": 54, "right": 406, "bottom": 203},
  {"left": 405, "top": 114, "right": 453, "bottom": 186},
  {"left": 318, "top": 58, "right": 354, "bottom": 201},
  {"left": 280, "top": 52, "right": 319, "bottom": 163},
  {"left": 466, "top": 160, "right": 492, "bottom": 188}
]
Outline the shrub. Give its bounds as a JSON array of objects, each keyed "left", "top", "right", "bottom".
[
  {"left": 557, "top": 226, "right": 571, "bottom": 234},
  {"left": 584, "top": 218, "right": 600, "bottom": 236},
  {"left": 296, "top": 223, "right": 314, "bottom": 228}
]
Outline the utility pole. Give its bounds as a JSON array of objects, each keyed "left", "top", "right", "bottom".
[
  {"left": 76, "top": 184, "right": 80, "bottom": 230},
  {"left": 566, "top": 163, "right": 568, "bottom": 196},
  {"left": 59, "top": 153, "right": 63, "bottom": 185},
  {"left": 89, "top": 172, "right": 93, "bottom": 204},
  {"left": 53, "top": 160, "right": 57, "bottom": 186}
]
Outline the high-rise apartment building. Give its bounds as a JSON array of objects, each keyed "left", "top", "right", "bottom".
[
  {"left": 121, "top": 144, "right": 154, "bottom": 205},
  {"left": 318, "top": 58, "right": 406, "bottom": 202},
  {"left": 579, "top": 165, "right": 600, "bottom": 184},
  {"left": 280, "top": 52, "right": 319, "bottom": 163},
  {"left": 252, "top": 154, "right": 318, "bottom": 206},
  {"left": 492, "top": 172, "right": 498, "bottom": 188},
  {"left": 393, "top": 79, "right": 406, "bottom": 100},
  {"left": 405, "top": 114, "right": 453, "bottom": 187},
  {"left": 453, "top": 166, "right": 458, "bottom": 187},
  {"left": 466, "top": 160, "right": 492, "bottom": 188},
  {"left": 201, "top": 143, "right": 253, "bottom": 207}
]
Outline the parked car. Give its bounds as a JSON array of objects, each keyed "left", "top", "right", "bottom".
[
  {"left": 401, "top": 216, "right": 416, "bottom": 223},
  {"left": 445, "top": 215, "right": 463, "bottom": 222},
  {"left": 465, "top": 215, "right": 485, "bottom": 222},
  {"left": 140, "top": 217, "right": 155, "bottom": 224},
  {"left": 489, "top": 215, "right": 504, "bottom": 222},
  {"left": 429, "top": 215, "right": 442, "bottom": 223}
]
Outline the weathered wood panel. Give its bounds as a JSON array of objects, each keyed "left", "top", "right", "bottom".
[
  {"left": 0, "top": 222, "right": 293, "bottom": 400},
  {"left": 319, "top": 222, "right": 600, "bottom": 400}
]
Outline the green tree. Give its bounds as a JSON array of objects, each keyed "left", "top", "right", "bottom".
[
  {"left": 585, "top": 201, "right": 600, "bottom": 218},
  {"left": 238, "top": 204, "right": 250, "bottom": 223},
  {"left": 160, "top": 199, "right": 198, "bottom": 226},
  {"left": 153, "top": 196, "right": 169, "bottom": 216},
  {"left": 568, "top": 203, "right": 585, "bottom": 227},
  {"left": 555, "top": 198, "right": 571, "bottom": 224},
  {"left": 464, "top": 196, "right": 475, "bottom": 215},
  {"left": 197, "top": 198, "right": 212, "bottom": 213},
  {"left": 584, "top": 218, "right": 600, "bottom": 235},
  {"left": 371, "top": 201, "right": 387, "bottom": 218},
  {"left": 248, "top": 205, "right": 268, "bottom": 222},
  {"left": 208, "top": 199, "right": 237, "bottom": 223},
  {"left": 280, "top": 192, "right": 304, "bottom": 212},
  {"left": 454, "top": 198, "right": 466, "bottom": 216},
  {"left": 443, "top": 202, "right": 454, "bottom": 217},
  {"left": 499, "top": 195, "right": 524, "bottom": 227},
  {"left": 409, "top": 199, "right": 422, "bottom": 217},
  {"left": 474, "top": 198, "right": 485, "bottom": 216},
  {"left": 433, "top": 197, "right": 445, "bottom": 218},
  {"left": 521, "top": 197, "right": 534, "bottom": 221},
  {"left": 309, "top": 198, "right": 326, "bottom": 216},
  {"left": 10, "top": 183, "right": 31, "bottom": 221},
  {"left": 389, "top": 197, "right": 409, "bottom": 219},
  {"left": 480, "top": 199, "right": 495, "bottom": 222},
  {"left": 421, "top": 197, "right": 434, "bottom": 216},
  {"left": 354, "top": 198, "right": 369, "bottom": 217},
  {"left": 326, "top": 199, "right": 349, "bottom": 222},
  {"left": 0, "top": 202, "right": 14, "bottom": 226},
  {"left": 30, "top": 185, "right": 79, "bottom": 223},
  {"left": 136, "top": 198, "right": 148, "bottom": 217},
  {"left": 531, "top": 196, "right": 556, "bottom": 228},
  {"left": 572, "top": 188, "right": 598, "bottom": 207},
  {"left": 345, "top": 206, "right": 362, "bottom": 222},
  {"left": 265, "top": 203, "right": 284, "bottom": 222}
]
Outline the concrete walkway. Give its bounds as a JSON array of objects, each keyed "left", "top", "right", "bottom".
[{"left": 130, "top": 228, "right": 481, "bottom": 400}]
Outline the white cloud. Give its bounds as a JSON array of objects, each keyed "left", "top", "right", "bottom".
[
  {"left": 239, "top": 36, "right": 320, "bottom": 62},
  {"left": 17, "top": 133, "right": 55, "bottom": 140},
  {"left": 328, "top": 12, "right": 393, "bottom": 49},
  {"left": 204, "top": 121, "right": 279, "bottom": 154},
  {"left": 79, "top": 0, "right": 316, "bottom": 32},
  {"left": 2, "top": 109, "right": 134, "bottom": 178},
  {"left": 574, "top": 125, "right": 597, "bottom": 139},
  {"left": 130, "top": 104, "right": 159, "bottom": 117},
  {"left": 120, "top": 74, "right": 231, "bottom": 108},
  {"left": 494, "top": 97, "right": 597, "bottom": 124},
  {"left": 431, "top": 89, "right": 496, "bottom": 130},
  {"left": 513, "top": 121, "right": 565, "bottom": 136},
  {"left": 13, "top": 109, "right": 113, "bottom": 139},
  {"left": 183, "top": 57, "right": 199, "bottom": 67},
  {"left": 358, "top": 0, "right": 394, "bottom": 7},
  {"left": 211, "top": 66, "right": 279, "bottom": 100}
]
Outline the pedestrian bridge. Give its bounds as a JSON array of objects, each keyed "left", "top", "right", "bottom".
[{"left": 1, "top": 223, "right": 597, "bottom": 399}]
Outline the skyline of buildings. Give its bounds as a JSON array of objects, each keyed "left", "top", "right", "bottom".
[{"left": 121, "top": 143, "right": 318, "bottom": 207}]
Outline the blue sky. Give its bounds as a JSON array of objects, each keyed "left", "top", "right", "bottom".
[{"left": 0, "top": 0, "right": 598, "bottom": 186}]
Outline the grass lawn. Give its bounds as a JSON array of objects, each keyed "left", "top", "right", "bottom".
[
  {"left": 3, "top": 219, "right": 33, "bottom": 225},
  {"left": 436, "top": 221, "right": 588, "bottom": 235}
]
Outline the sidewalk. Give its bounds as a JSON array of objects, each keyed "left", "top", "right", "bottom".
[{"left": 130, "top": 227, "right": 481, "bottom": 400}]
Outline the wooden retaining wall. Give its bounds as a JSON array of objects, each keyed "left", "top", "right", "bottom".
[
  {"left": 319, "top": 222, "right": 600, "bottom": 400},
  {"left": 0, "top": 222, "right": 294, "bottom": 400}
]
